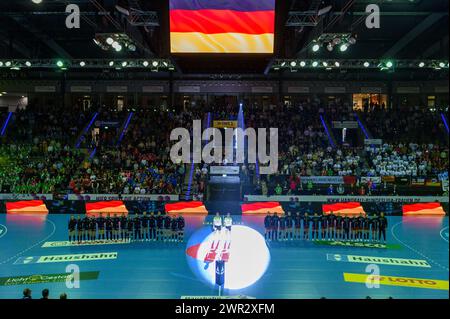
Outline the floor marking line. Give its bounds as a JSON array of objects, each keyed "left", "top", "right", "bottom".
[
  {"left": 0, "top": 219, "right": 56, "bottom": 265},
  {"left": 439, "top": 226, "right": 449, "bottom": 244},
  {"left": 391, "top": 221, "right": 449, "bottom": 272},
  {"left": 0, "top": 224, "right": 8, "bottom": 239}
]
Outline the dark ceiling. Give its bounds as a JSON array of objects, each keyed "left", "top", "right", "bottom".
[{"left": 0, "top": 0, "right": 448, "bottom": 74}]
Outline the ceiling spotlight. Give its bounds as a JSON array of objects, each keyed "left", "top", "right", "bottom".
[
  {"left": 163, "top": 61, "right": 169, "bottom": 67},
  {"left": 334, "top": 61, "right": 340, "bottom": 67},
  {"left": 299, "top": 61, "right": 306, "bottom": 67},
  {"left": 312, "top": 44, "right": 320, "bottom": 52},
  {"left": 143, "top": 61, "right": 149, "bottom": 67},
  {"left": 112, "top": 41, "right": 119, "bottom": 48},
  {"left": 25, "top": 61, "right": 31, "bottom": 67},
  {"left": 312, "top": 61, "right": 319, "bottom": 67},
  {"left": 121, "top": 61, "right": 128, "bottom": 67},
  {"left": 363, "top": 61, "right": 370, "bottom": 68},
  {"left": 106, "top": 37, "right": 114, "bottom": 45},
  {"left": 418, "top": 62, "right": 425, "bottom": 68},
  {"left": 386, "top": 61, "right": 393, "bottom": 68},
  {"left": 115, "top": 44, "right": 122, "bottom": 52},
  {"left": 439, "top": 62, "right": 446, "bottom": 68},
  {"left": 332, "top": 38, "right": 341, "bottom": 45},
  {"left": 339, "top": 44, "right": 348, "bottom": 52},
  {"left": 32, "top": 0, "right": 43, "bottom": 3},
  {"left": 348, "top": 36, "right": 357, "bottom": 45},
  {"left": 322, "top": 61, "right": 328, "bottom": 67},
  {"left": 128, "top": 44, "right": 136, "bottom": 51},
  {"left": 109, "top": 61, "right": 114, "bottom": 66},
  {"left": 56, "top": 60, "right": 64, "bottom": 67},
  {"left": 152, "top": 61, "right": 159, "bottom": 67},
  {"left": 80, "top": 61, "right": 86, "bottom": 67},
  {"left": 5, "top": 61, "right": 11, "bottom": 67},
  {"left": 290, "top": 61, "right": 297, "bottom": 67},
  {"left": 0, "top": 62, "right": 3, "bottom": 67},
  {"left": 326, "top": 43, "right": 333, "bottom": 52}
]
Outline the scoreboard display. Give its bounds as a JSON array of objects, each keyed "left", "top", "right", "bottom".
[{"left": 169, "top": 0, "right": 275, "bottom": 54}]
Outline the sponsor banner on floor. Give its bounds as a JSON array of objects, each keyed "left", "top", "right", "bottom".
[
  {"left": 14, "top": 252, "right": 118, "bottom": 265},
  {"left": 0, "top": 271, "right": 100, "bottom": 286},
  {"left": 314, "top": 240, "right": 402, "bottom": 249},
  {"left": 42, "top": 239, "right": 131, "bottom": 248},
  {"left": 327, "top": 254, "right": 430, "bottom": 267},
  {"left": 343, "top": 273, "right": 449, "bottom": 290}
]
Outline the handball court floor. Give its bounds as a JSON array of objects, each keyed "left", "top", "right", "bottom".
[{"left": 0, "top": 214, "right": 448, "bottom": 299}]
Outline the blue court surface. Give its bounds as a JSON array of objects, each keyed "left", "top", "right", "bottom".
[{"left": 0, "top": 214, "right": 448, "bottom": 299}]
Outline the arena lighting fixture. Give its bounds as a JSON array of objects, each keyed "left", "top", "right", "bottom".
[
  {"left": 128, "top": 44, "right": 136, "bottom": 52},
  {"left": 5, "top": 61, "right": 11, "bottom": 67},
  {"left": 299, "top": 61, "right": 306, "bottom": 67},
  {"left": 334, "top": 61, "right": 340, "bottom": 67},
  {"left": 326, "top": 43, "right": 333, "bottom": 52},
  {"left": 312, "top": 61, "right": 319, "bottom": 67},
  {"left": 56, "top": 60, "right": 64, "bottom": 67},
  {"left": 386, "top": 61, "right": 393, "bottom": 68},
  {"left": 339, "top": 44, "right": 348, "bottom": 52},
  {"left": 25, "top": 61, "right": 31, "bottom": 67},
  {"left": 312, "top": 43, "right": 320, "bottom": 52},
  {"left": 106, "top": 37, "right": 114, "bottom": 45},
  {"left": 121, "top": 61, "right": 128, "bottom": 67},
  {"left": 280, "top": 61, "right": 286, "bottom": 67},
  {"left": 363, "top": 61, "right": 370, "bottom": 67},
  {"left": 115, "top": 44, "right": 122, "bottom": 52},
  {"left": 152, "top": 61, "right": 159, "bottom": 67},
  {"left": 32, "top": 0, "right": 42, "bottom": 3},
  {"left": 418, "top": 62, "right": 425, "bottom": 67},
  {"left": 439, "top": 62, "right": 446, "bottom": 68},
  {"left": 79, "top": 61, "right": 86, "bottom": 67},
  {"left": 142, "top": 61, "right": 149, "bottom": 67},
  {"left": 322, "top": 61, "right": 328, "bottom": 67},
  {"left": 163, "top": 61, "right": 169, "bottom": 67},
  {"left": 290, "top": 61, "right": 297, "bottom": 67},
  {"left": 0, "top": 62, "right": 3, "bottom": 67},
  {"left": 109, "top": 61, "right": 114, "bottom": 66}
]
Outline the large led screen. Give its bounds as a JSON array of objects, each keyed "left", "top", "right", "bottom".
[{"left": 169, "top": 0, "right": 275, "bottom": 54}]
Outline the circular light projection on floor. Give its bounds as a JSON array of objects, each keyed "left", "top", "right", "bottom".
[{"left": 186, "top": 225, "right": 270, "bottom": 290}]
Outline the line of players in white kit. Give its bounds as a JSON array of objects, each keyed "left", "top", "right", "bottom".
[
  {"left": 264, "top": 211, "right": 388, "bottom": 243},
  {"left": 68, "top": 212, "right": 185, "bottom": 243}
]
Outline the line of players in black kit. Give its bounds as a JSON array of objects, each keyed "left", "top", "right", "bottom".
[
  {"left": 68, "top": 212, "right": 185, "bottom": 243},
  {"left": 264, "top": 211, "right": 388, "bottom": 243}
]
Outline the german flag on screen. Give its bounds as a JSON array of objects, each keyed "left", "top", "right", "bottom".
[
  {"left": 241, "top": 202, "right": 284, "bottom": 215},
  {"left": 322, "top": 202, "right": 366, "bottom": 216},
  {"left": 165, "top": 201, "right": 208, "bottom": 215},
  {"left": 170, "top": 0, "right": 275, "bottom": 53},
  {"left": 402, "top": 203, "right": 446, "bottom": 216},
  {"left": 6, "top": 200, "right": 49, "bottom": 215}
]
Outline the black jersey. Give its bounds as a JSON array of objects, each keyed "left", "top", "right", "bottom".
[
  {"left": 379, "top": 216, "right": 388, "bottom": 229},
  {"left": 112, "top": 217, "right": 120, "bottom": 230},
  {"left": 142, "top": 215, "right": 149, "bottom": 227},
  {"left": 97, "top": 217, "right": 105, "bottom": 229},
  {"left": 127, "top": 219, "right": 134, "bottom": 231},
  {"left": 105, "top": 218, "right": 113, "bottom": 230},
  {"left": 120, "top": 217, "right": 127, "bottom": 229},
  {"left": 371, "top": 217, "right": 379, "bottom": 230},
  {"left": 177, "top": 217, "right": 185, "bottom": 230},
  {"left": 171, "top": 218, "right": 178, "bottom": 231},
  {"left": 343, "top": 217, "right": 350, "bottom": 230},
  {"left": 156, "top": 216, "right": 164, "bottom": 228},
  {"left": 89, "top": 219, "right": 97, "bottom": 230},
  {"left": 286, "top": 215, "right": 294, "bottom": 228},
  {"left": 68, "top": 219, "right": 77, "bottom": 231},
  {"left": 264, "top": 215, "right": 271, "bottom": 228},
  {"left": 303, "top": 216, "right": 310, "bottom": 228},
  {"left": 363, "top": 217, "right": 370, "bottom": 229},
  {"left": 279, "top": 217, "right": 286, "bottom": 229},
  {"left": 164, "top": 216, "right": 172, "bottom": 229},
  {"left": 336, "top": 216, "right": 343, "bottom": 228},
  {"left": 83, "top": 217, "right": 90, "bottom": 229},
  {"left": 312, "top": 216, "right": 320, "bottom": 229},
  {"left": 358, "top": 217, "right": 366, "bottom": 229},
  {"left": 294, "top": 215, "right": 302, "bottom": 228},
  {"left": 133, "top": 217, "right": 141, "bottom": 229},
  {"left": 271, "top": 216, "right": 280, "bottom": 228},
  {"left": 320, "top": 216, "right": 328, "bottom": 227},
  {"left": 328, "top": 214, "right": 336, "bottom": 227},
  {"left": 149, "top": 216, "right": 156, "bottom": 228},
  {"left": 351, "top": 218, "right": 359, "bottom": 229},
  {"left": 76, "top": 220, "right": 83, "bottom": 231}
]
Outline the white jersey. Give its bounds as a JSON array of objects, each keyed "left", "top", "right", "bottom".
[
  {"left": 224, "top": 216, "right": 233, "bottom": 227},
  {"left": 213, "top": 216, "right": 222, "bottom": 227}
]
